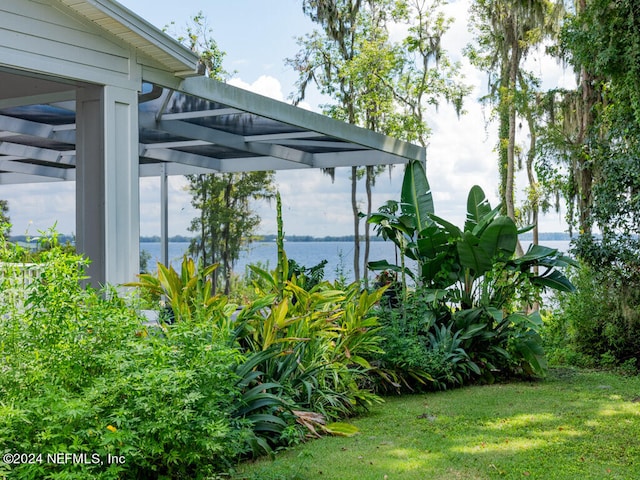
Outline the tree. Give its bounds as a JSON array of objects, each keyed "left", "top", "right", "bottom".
[
  {"left": 0, "top": 200, "right": 9, "bottom": 228},
  {"left": 293, "top": 0, "right": 366, "bottom": 282},
  {"left": 292, "top": 0, "right": 468, "bottom": 284},
  {"left": 188, "top": 171, "right": 274, "bottom": 295},
  {"left": 0, "top": 200, "right": 9, "bottom": 241},
  {"left": 466, "top": 0, "right": 563, "bottom": 232},
  {"left": 559, "top": 0, "right": 640, "bottom": 238},
  {"left": 543, "top": 0, "right": 640, "bottom": 367},
  {"left": 170, "top": 14, "right": 276, "bottom": 294}
]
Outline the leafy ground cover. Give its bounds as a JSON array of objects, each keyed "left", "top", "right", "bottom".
[{"left": 235, "top": 368, "right": 640, "bottom": 480}]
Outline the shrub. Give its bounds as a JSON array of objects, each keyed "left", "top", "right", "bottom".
[
  {"left": 229, "top": 193, "right": 386, "bottom": 425},
  {"left": 551, "top": 261, "right": 640, "bottom": 369},
  {"left": 0, "top": 234, "right": 251, "bottom": 478}
]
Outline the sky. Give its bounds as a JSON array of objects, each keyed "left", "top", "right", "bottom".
[{"left": 2, "top": 0, "right": 575, "bottom": 238}]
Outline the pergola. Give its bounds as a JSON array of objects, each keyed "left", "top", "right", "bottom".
[{"left": 0, "top": 0, "right": 425, "bottom": 287}]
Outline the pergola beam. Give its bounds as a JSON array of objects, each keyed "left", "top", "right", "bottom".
[
  {"left": 155, "top": 118, "right": 316, "bottom": 167},
  {"left": 161, "top": 108, "right": 242, "bottom": 120},
  {"left": 0, "top": 115, "right": 75, "bottom": 143},
  {"left": 140, "top": 145, "right": 223, "bottom": 171},
  {"left": 0, "top": 158, "right": 74, "bottom": 180},
  {"left": 0, "top": 141, "right": 75, "bottom": 165},
  {"left": 0, "top": 90, "right": 76, "bottom": 109},
  {"left": 179, "top": 76, "right": 425, "bottom": 164}
]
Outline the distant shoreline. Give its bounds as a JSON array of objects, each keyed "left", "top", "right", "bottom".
[
  {"left": 9, "top": 232, "right": 575, "bottom": 244},
  {"left": 143, "top": 232, "right": 575, "bottom": 243}
]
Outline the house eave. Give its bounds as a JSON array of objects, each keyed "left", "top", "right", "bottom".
[{"left": 56, "top": 0, "right": 201, "bottom": 77}]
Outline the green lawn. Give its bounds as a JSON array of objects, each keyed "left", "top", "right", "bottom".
[{"left": 234, "top": 369, "right": 640, "bottom": 479}]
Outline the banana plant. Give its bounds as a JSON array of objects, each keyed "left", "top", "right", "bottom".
[
  {"left": 369, "top": 159, "right": 577, "bottom": 303},
  {"left": 369, "top": 159, "right": 579, "bottom": 377}
]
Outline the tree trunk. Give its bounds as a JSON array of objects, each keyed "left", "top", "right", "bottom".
[
  {"left": 507, "top": 37, "right": 524, "bottom": 257},
  {"left": 506, "top": 45, "right": 519, "bottom": 222},
  {"left": 575, "top": 0, "right": 596, "bottom": 235},
  {"left": 578, "top": 65, "right": 595, "bottom": 235},
  {"left": 525, "top": 108, "right": 539, "bottom": 275}
]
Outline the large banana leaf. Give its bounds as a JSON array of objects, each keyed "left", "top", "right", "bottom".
[
  {"left": 464, "top": 185, "right": 492, "bottom": 232},
  {"left": 531, "top": 269, "right": 576, "bottom": 292},
  {"left": 478, "top": 216, "right": 518, "bottom": 260},
  {"left": 472, "top": 204, "right": 502, "bottom": 237},
  {"left": 429, "top": 214, "right": 462, "bottom": 238},
  {"left": 400, "top": 160, "right": 434, "bottom": 233},
  {"left": 457, "top": 231, "right": 493, "bottom": 276},
  {"left": 516, "top": 244, "right": 558, "bottom": 263},
  {"left": 420, "top": 252, "right": 450, "bottom": 285},
  {"left": 416, "top": 225, "right": 450, "bottom": 258},
  {"left": 514, "top": 244, "right": 579, "bottom": 269}
]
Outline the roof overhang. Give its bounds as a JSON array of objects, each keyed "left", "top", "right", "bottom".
[
  {"left": 0, "top": 72, "right": 424, "bottom": 184},
  {"left": 57, "top": 0, "right": 201, "bottom": 77}
]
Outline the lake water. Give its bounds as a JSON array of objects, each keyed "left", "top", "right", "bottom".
[{"left": 140, "top": 239, "right": 572, "bottom": 283}]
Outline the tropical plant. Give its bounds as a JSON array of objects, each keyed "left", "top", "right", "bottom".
[
  {"left": 230, "top": 192, "right": 387, "bottom": 424},
  {"left": 369, "top": 160, "right": 577, "bottom": 379},
  {"left": 125, "top": 256, "right": 237, "bottom": 325}
]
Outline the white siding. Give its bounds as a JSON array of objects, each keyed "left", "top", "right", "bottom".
[{"left": 0, "top": 0, "right": 139, "bottom": 88}]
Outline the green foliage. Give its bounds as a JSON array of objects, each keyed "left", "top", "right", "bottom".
[
  {"left": 0, "top": 202, "right": 9, "bottom": 235},
  {"left": 139, "top": 249, "right": 151, "bottom": 274},
  {"left": 549, "top": 260, "right": 640, "bottom": 370},
  {"left": 369, "top": 160, "right": 576, "bottom": 383},
  {"left": 0, "top": 233, "right": 249, "bottom": 478},
  {"left": 125, "top": 256, "right": 236, "bottom": 325},
  {"left": 230, "top": 196, "right": 386, "bottom": 425},
  {"left": 166, "top": 11, "right": 231, "bottom": 81},
  {"left": 235, "top": 261, "right": 386, "bottom": 421},
  {"left": 541, "top": 0, "right": 640, "bottom": 374},
  {"left": 287, "top": 258, "right": 328, "bottom": 291}
]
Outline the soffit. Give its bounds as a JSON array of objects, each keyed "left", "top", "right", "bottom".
[{"left": 55, "top": 0, "right": 200, "bottom": 77}]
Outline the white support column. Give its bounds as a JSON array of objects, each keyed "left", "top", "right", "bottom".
[
  {"left": 76, "top": 85, "right": 140, "bottom": 287},
  {"left": 160, "top": 162, "right": 169, "bottom": 267}
]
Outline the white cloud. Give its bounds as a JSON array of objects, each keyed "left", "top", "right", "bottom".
[{"left": 228, "top": 75, "right": 285, "bottom": 101}]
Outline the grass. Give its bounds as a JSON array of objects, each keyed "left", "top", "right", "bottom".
[{"left": 233, "top": 368, "right": 640, "bottom": 479}]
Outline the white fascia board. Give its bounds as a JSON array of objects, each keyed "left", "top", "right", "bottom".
[{"left": 179, "top": 76, "right": 426, "bottom": 163}]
